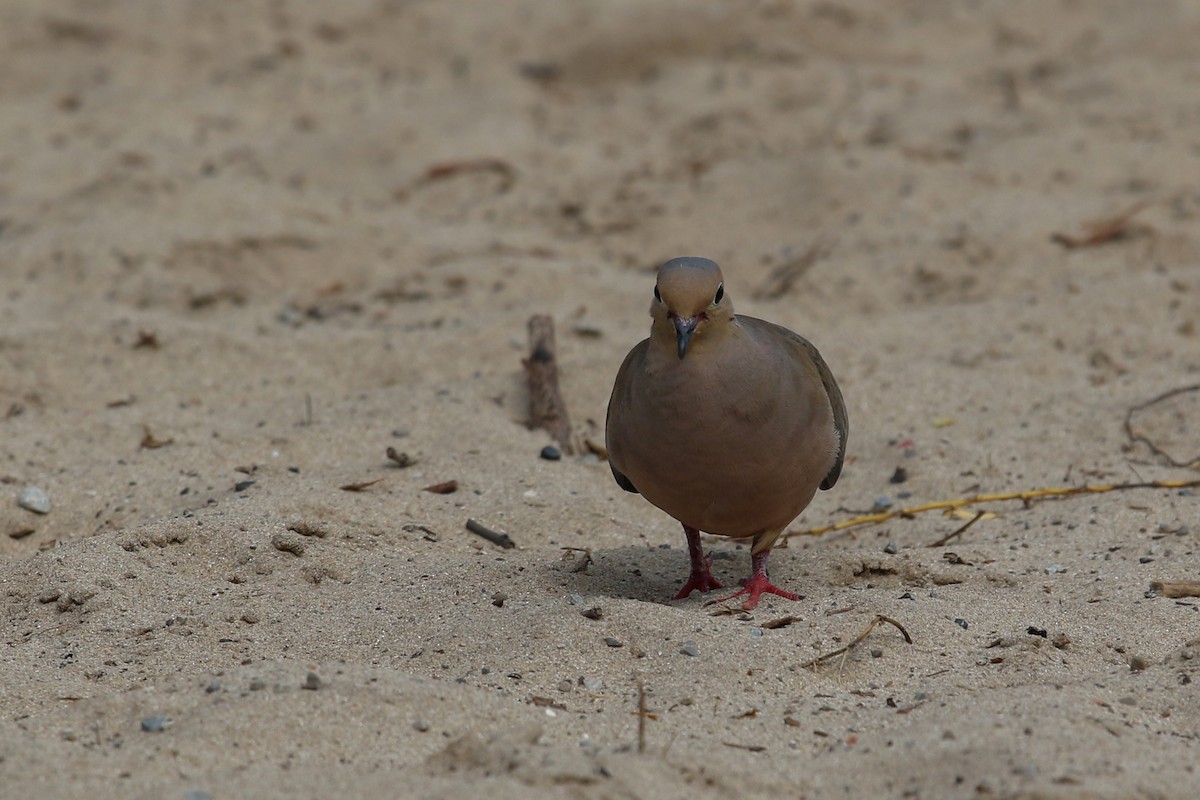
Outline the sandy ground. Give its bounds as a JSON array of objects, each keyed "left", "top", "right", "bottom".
[{"left": 2, "top": 1, "right": 1199, "bottom": 797}]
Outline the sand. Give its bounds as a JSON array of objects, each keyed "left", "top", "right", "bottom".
[{"left": 2, "top": 1, "right": 1199, "bottom": 797}]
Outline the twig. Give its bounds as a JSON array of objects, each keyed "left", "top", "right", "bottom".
[
  {"left": 420, "top": 158, "right": 516, "bottom": 193},
  {"left": 752, "top": 238, "right": 831, "bottom": 300},
  {"left": 340, "top": 477, "right": 384, "bottom": 492},
  {"left": 927, "top": 510, "right": 985, "bottom": 548},
  {"left": 1124, "top": 384, "right": 1200, "bottom": 468},
  {"left": 1150, "top": 580, "right": 1200, "bottom": 599},
  {"left": 524, "top": 314, "right": 575, "bottom": 454},
  {"left": 636, "top": 677, "right": 648, "bottom": 754},
  {"left": 465, "top": 518, "right": 515, "bottom": 549},
  {"left": 140, "top": 425, "right": 173, "bottom": 449},
  {"left": 1051, "top": 200, "right": 1151, "bottom": 249},
  {"left": 800, "top": 614, "right": 913, "bottom": 670},
  {"left": 786, "top": 479, "right": 1200, "bottom": 540}
]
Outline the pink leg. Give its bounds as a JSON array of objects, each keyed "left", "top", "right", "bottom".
[
  {"left": 673, "top": 525, "right": 723, "bottom": 599},
  {"left": 715, "top": 550, "right": 798, "bottom": 610}
]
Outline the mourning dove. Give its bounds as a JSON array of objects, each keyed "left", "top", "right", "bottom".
[{"left": 606, "top": 256, "right": 847, "bottom": 609}]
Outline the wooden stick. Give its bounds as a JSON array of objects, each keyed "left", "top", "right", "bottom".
[
  {"left": 524, "top": 314, "right": 575, "bottom": 454},
  {"left": 800, "top": 614, "right": 912, "bottom": 670},
  {"left": 927, "top": 510, "right": 985, "bottom": 548},
  {"left": 786, "top": 479, "right": 1200, "bottom": 540},
  {"left": 1150, "top": 580, "right": 1200, "bottom": 599},
  {"left": 1124, "top": 384, "right": 1200, "bottom": 468},
  {"left": 465, "top": 518, "right": 515, "bottom": 549}
]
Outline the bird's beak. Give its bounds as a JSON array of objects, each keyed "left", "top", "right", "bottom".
[{"left": 673, "top": 316, "right": 698, "bottom": 359}]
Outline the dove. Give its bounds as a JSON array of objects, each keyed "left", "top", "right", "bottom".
[{"left": 605, "top": 256, "right": 847, "bottom": 609}]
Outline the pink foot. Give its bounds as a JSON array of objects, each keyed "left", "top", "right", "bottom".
[
  {"left": 673, "top": 553, "right": 724, "bottom": 599},
  {"left": 714, "top": 574, "right": 798, "bottom": 610},
  {"left": 713, "top": 550, "right": 798, "bottom": 610},
  {"left": 672, "top": 524, "right": 724, "bottom": 600}
]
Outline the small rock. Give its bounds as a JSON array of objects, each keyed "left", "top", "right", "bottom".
[
  {"left": 540, "top": 445, "right": 562, "bottom": 461},
  {"left": 1129, "top": 655, "right": 1149, "bottom": 672},
  {"left": 954, "top": 618, "right": 969, "bottom": 630},
  {"left": 680, "top": 640, "right": 700, "bottom": 657},
  {"left": 557, "top": 679, "right": 573, "bottom": 692},
  {"left": 1026, "top": 626, "right": 1048, "bottom": 638},
  {"left": 889, "top": 467, "right": 908, "bottom": 484},
  {"left": 249, "top": 678, "right": 266, "bottom": 691},
  {"left": 1138, "top": 556, "right": 1154, "bottom": 564},
  {"left": 883, "top": 541, "right": 898, "bottom": 555},
  {"left": 413, "top": 719, "right": 430, "bottom": 732},
  {"left": 581, "top": 606, "right": 603, "bottom": 620},
  {"left": 141, "top": 715, "right": 171, "bottom": 733},
  {"left": 750, "top": 628, "right": 763, "bottom": 638},
  {"left": 870, "top": 648, "right": 883, "bottom": 658},
  {"left": 871, "top": 496, "right": 893, "bottom": 512},
  {"left": 17, "top": 486, "right": 51, "bottom": 515},
  {"left": 603, "top": 637, "right": 623, "bottom": 648},
  {"left": 302, "top": 671, "right": 321, "bottom": 690},
  {"left": 582, "top": 676, "right": 604, "bottom": 691},
  {"left": 233, "top": 480, "right": 256, "bottom": 493},
  {"left": 571, "top": 321, "right": 603, "bottom": 338},
  {"left": 567, "top": 593, "right": 584, "bottom": 606},
  {"left": 491, "top": 592, "right": 508, "bottom": 607},
  {"left": 1044, "top": 564, "right": 1066, "bottom": 575}
]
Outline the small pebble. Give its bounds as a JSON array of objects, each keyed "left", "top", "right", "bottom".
[
  {"left": 540, "top": 445, "right": 562, "bottom": 461},
  {"left": 604, "top": 637, "right": 623, "bottom": 648},
  {"left": 870, "top": 648, "right": 883, "bottom": 658},
  {"left": 567, "top": 593, "right": 584, "bottom": 606},
  {"left": 883, "top": 541, "right": 898, "bottom": 555},
  {"left": 582, "top": 676, "right": 604, "bottom": 691},
  {"left": 249, "top": 678, "right": 266, "bottom": 691},
  {"left": 302, "top": 671, "right": 321, "bottom": 690},
  {"left": 1138, "top": 556, "right": 1154, "bottom": 564},
  {"left": 491, "top": 592, "right": 508, "bottom": 607},
  {"left": 750, "top": 628, "right": 764, "bottom": 638},
  {"left": 205, "top": 682, "right": 220, "bottom": 694},
  {"left": 413, "top": 719, "right": 430, "bottom": 732},
  {"left": 233, "top": 480, "right": 255, "bottom": 493},
  {"left": 1026, "top": 627, "right": 1048, "bottom": 638},
  {"left": 680, "top": 640, "right": 700, "bottom": 657},
  {"left": 1129, "top": 655, "right": 1149, "bottom": 672},
  {"left": 141, "top": 715, "right": 171, "bottom": 733},
  {"left": 557, "top": 679, "right": 573, "bottom": 692},
  {"left": 889, "top": 466, "right": 908, "bottom": 484},
  {"left": 954, "top": 618, "right": 969, "bottom": 630},
  {"left": 1044, "top": 564, "right": 1066, "bottom": 575},
  {"left": 581, "top": 607, "right": 603, "bottom": 620},
  {"left": 17, "top": 486, "right": 51, "bottom": 515},
  {"left": 871, "top": 496, "right": 893, "bottom": 512}
]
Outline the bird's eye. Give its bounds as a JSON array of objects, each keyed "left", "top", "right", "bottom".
[
  {"left": 711, "top": 283, "right": 724, "bottom": 306},
  {"left": 653, "top": 285, "right": 662, "bottom": 303}
]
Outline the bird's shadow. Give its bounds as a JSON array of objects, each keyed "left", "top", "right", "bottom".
[{"left": 557, "top": 541, "right": 804, "bottom": 606}]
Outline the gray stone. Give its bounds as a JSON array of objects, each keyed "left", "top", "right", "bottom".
[{"left": 17, "top": 486, "right": 51, "bottom": 514}]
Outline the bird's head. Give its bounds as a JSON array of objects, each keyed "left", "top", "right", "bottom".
[{"left": 650, "top": 257, "right": 733, "bottom": 359}]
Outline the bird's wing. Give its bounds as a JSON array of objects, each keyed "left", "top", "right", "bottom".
[
  {"left": 605, "top": 339, "right": 648, "bottom": 495},
  {"left": 745, "top": 318, "right": 848, "bottom": 491}
]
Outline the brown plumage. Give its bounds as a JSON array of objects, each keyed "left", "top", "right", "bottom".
[{"left": 606, "top": 256, "right": 847, "bottom": 609}]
